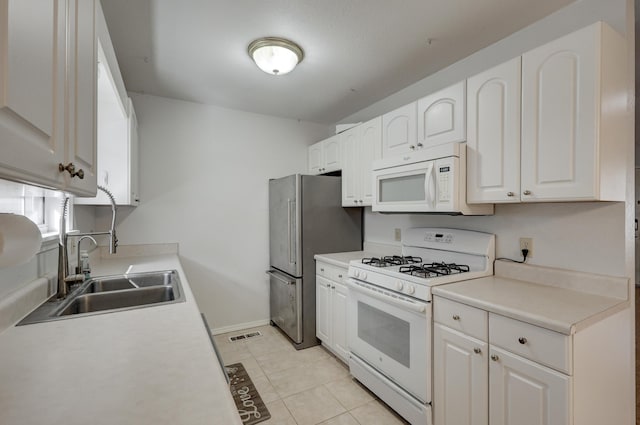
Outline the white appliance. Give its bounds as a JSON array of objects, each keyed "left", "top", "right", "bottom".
[
  {"left": 346, "top": 228, "right": 495, "bottom": 425},
  {"left": 371, "top": 143, "right": 493, "bottom": 215}
]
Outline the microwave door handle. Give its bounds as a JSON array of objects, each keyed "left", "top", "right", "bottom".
[{"left": 424, "top": 162, "right": 436, "bottom": 208}]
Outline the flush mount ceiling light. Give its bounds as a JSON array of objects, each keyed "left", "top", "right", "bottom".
[{"left": 248, "top": 37, "right": 304, "bottom": 76}]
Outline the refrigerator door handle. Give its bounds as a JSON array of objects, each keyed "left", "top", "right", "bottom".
[
  {"left": 287, "top": 199, "right": 296, "bottom": 265},
  {"left": 266, "top": 269, "right": 295, "bottom": 284}
]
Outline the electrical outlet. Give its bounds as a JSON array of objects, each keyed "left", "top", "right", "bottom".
[
  {"left": 519, "top": 238, "right": 533, "bottom": 257},
  {"left": 394, "top": 228, "right": 402, "bottom": 242}
]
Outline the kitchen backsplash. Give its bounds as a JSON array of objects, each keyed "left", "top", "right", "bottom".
[{"left": 364, "top": 201, "right": 625, "bottom": 277}]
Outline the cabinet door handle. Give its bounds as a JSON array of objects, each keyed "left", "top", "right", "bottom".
[
  {"left": 523, "top": 190, "right": 532, "bottom": 195},
  {"left": 320, "top": 268, "right": 324, "bottom": 272},
  {"left": 58, "top": 163, "right": 85, "bottom": 179},
  {"left": 518, "top": 337, "right": 528, "bottom": 345},
  {"left": 326, "top": 283, "right": 331, "bottom": 288},
  {"left": 491, "top": 354, "right": 499, "bottom": 361},
  {"left": 338, "top": 274, "right": 342, "bottom": 278},
  {"left": 409, "top": 145, "right": 416, "bottom": 150},
  {"left": 507, "top": 191, "right": 515, "bottom": 197},
  {"left": 331, "top": 285, "right": 335, "bottom": 289},
  {"left": 417, "top": 143, "right": 423, "bottom": 148},
  {"left": 473, "top": 348, "right": 482, "bottom": 354},
  {"left": 452, "top": 315, "right": 460, "bottom": 321}
]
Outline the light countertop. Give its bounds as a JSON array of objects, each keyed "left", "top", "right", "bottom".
[
  {"left": 0, "top": 253, "right": 242, "bottom": 425},
  {"left": 314, "top": 251, "right": 382, "bottom": 268},
  {"left": 432, "top": 260, "right": 629, "bottom": 335}
]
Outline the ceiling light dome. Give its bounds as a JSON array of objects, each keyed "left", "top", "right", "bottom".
[{"left": 248, "top": 37, "right": 304, "bottom": 76}]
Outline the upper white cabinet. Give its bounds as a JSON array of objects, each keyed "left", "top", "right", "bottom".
[
  {"left": 466, "top": 57, "right": 522, "bottom": 203},
  {"left": 520, "top": 22, "right": 626, "bottom": 202},
  {"left": 76, "top": 4, "right": 139, "bottom": 206},
  {"left": 417, "top": 81, "right": 466, "bottom": 148},
  {"left": 308, "top": 135, "right": 341, "bottom": 175},
  {"left": 468, "top": 22, "right": 626, "bottom": 203},
  {"left": 66, "top": 0, "right": 98, "bottom": 196},
  {"left": 0, "top": 0, "right": 97, "bottom": 196},
  {"left": 341, "top": 117, "right": 382, "bottom": 207},
  {"left": 382, "top": 102, "right": 417, "bottom": 157}
]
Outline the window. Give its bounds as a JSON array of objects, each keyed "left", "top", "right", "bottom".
[{"left": 0, "top": 179, "right": 70, "bottom": 236}]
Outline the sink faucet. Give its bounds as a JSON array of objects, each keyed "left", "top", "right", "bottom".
[{"left": 57, "top": 185, "right": 119, "bottom": 299}]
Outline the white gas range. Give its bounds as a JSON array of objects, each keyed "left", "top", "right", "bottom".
[{"left": 346, "top": 228, "right": 495, "bottom": 425}]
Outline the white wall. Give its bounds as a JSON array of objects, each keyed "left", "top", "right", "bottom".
[
  {"left": 338, "top": 0, "right": 628, "bottom": 125},
  {"left": 365, "top": 202, "right": 626, "bottom": 277},
  {"left": 94, "top": 94, "right": 332, "bottom": 331}
]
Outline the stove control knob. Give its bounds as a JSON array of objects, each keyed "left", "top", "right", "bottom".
[
  {"left": 360, "top": 272, "right": 367, "bottom": 280},
  {"left": 353, "top": 270, "right": 360, "bottom": 278},
  {"left": 395, "top": 281, "right": 404, "bottom": 291},
  {"left": 406, "top": 284, "right": 415, "bottom": 295}
]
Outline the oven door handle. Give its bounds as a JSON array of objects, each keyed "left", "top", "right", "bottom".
[{"left": 346, "top": 279, "right": 428, "bottom": 314}]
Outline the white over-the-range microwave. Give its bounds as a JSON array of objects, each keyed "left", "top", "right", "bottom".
[{"left": 372, "top": 143, "right": 494, "bottom": 215}]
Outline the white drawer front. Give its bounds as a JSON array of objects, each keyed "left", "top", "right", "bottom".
[
  {"left": 434, "top": 296, "right": 488, "bottom": 341},
  {"left": 316, "top": 262, "right": 347, "bottom": 284},
  {"left": 489, "top": 313, "right": 572, "bottom": 374}
]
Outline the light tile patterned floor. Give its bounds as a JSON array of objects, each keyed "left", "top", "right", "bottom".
[{"left": 215, "top": 325, "right": 410, "bottom": 425}]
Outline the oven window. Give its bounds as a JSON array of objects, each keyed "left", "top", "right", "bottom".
[
  {"left": 357, "top": 301, "right": 410, "bottom": 367},
  {"left": 379, "top": 174, "right": 425, "bottom": 202}
]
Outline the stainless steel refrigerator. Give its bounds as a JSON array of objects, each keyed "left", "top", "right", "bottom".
[{"left": 268, "top": 174, "right": 362, "bottom": 350}]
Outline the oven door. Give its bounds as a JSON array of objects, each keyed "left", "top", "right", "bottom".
[{"left": 346, "top": 278, "right": 431, "bottom": 403}]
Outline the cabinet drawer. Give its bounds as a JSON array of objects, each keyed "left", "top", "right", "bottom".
[
  {"left": 434, "top": 296, "right": 488, "bottom": 341},
  {"left": 489, "top": 313, "right": 571, "bottom": 374},
  {"left": 316, "top": 262, "right": 347, "bottom": 284}
]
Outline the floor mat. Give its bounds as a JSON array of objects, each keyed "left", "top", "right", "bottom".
[{"left": 225, "top": 362, "right": 271, "bottom": 425}]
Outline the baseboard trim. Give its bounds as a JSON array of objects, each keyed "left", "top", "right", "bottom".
[{"left": 211, "top": 319, "right": 271, "bottom": 335}]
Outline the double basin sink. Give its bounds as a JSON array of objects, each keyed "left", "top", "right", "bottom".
[{"left": 18, "top": 270, "right": 185, "bottom": 325}]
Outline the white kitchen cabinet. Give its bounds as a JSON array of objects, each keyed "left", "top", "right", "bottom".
[
  {"left": 489, "top": 346, "right": 570, "bottom": 425},
  {"left": 382, "top": 102, "right": 417, "bottom": 157},
  {"left": 435, "top": 297, "right": 568, "bottom": 425},
  {"left": 520, "top": 21, "right": 626, "bottom": 202},
  {"left": 417, "top": 81, "right": 466, "bottom": 148},
  {"left": 315, "top": 261, "right": 349, "bottom": 363},
  {"left": 316, "top": 276, "right": 331, "bottom": 343},
  {"left": 75, "top": 7, "right": 139, "bottom": 206},
  {"left": 433, "top": 324, "right": 488, "bottom": 425},
  {"left": 0, "top": 0, "right": 67, "bottom": 185},
  {"left": 467, "top": 22, "right": 626, "bottom": 204},
  {"left": 433, "top": 295, "right": 629, "bottom": 425},
  {"left": 65, "top": 0, "right": 98, "bottom": 196},
  {"left": 341, "top": 117, "right": 382, "bottom": 207},
  {"left": 308, "top": 135, "right": 341, "bottom": 175},
  {"left": 76, "top": 93, "right": 140, "bottom": 206},
  {"left": 466, "top": 58, "right": 522, "bottom": 203}
]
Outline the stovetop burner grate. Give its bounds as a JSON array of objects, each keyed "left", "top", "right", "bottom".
[
  {"left": 399, "top": 262, "right": 470, "bottom": 278},
  {"left": 361, "top": 255, "right": 423, "bottom": 268}
]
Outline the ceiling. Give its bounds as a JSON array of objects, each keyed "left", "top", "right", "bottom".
[{"left": 101, "top": 0, "right": 575, "bottom": 125}]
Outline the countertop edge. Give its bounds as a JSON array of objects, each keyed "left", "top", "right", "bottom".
[{"left": 432, "top": 281, "right": 628, "bottom": 335}]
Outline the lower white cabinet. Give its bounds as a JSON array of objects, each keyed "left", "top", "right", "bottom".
[
  {"left": 316, "top": 261, "right": 349, "bottom": 363},
  {"left": 489, "top": 346, "right": 570, "bottom": 425},
  {"left": 433, "top": 295, "right": 628, "bottom": 425},
  {"left": 434, "top": 324, "right": 488, "bottom": 425}
]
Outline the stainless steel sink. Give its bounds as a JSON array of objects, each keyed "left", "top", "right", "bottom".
[
  {"left": 59, "top": 286, "right": 176, "bottom": 315},
  {"left": 17, "top": 270, "right": 185, "bottom": 325},
  {"left": 79, "top": 270, "right": 176, "bottom": 293}
]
